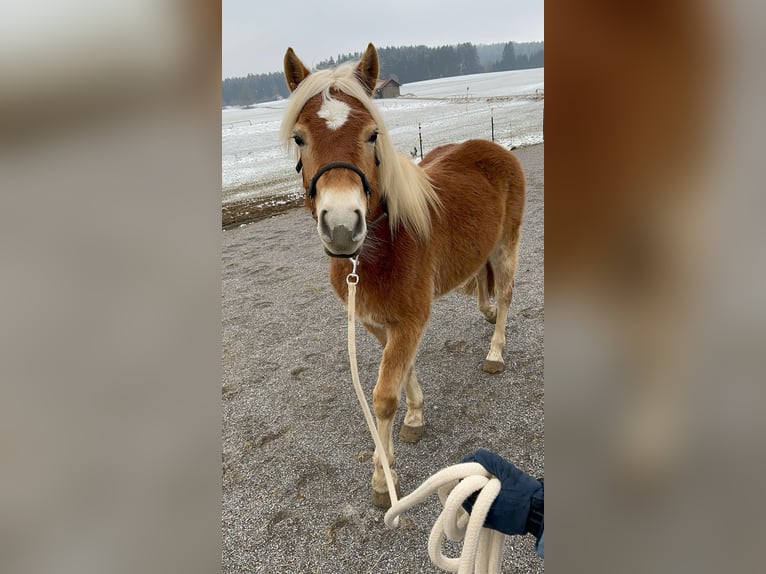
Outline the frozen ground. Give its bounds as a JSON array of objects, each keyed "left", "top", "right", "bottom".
[
  {"left": 222, "top": 144, "right": 544, "bottom": 573},
  {"left": 222, "top": 68, "right": 543, "bottom": 205}
]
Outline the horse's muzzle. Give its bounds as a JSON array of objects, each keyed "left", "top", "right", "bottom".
[{"left": 319, "top": 208, "right": 366, "bottom": 257}]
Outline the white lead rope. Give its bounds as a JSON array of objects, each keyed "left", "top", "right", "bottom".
[
  {"left": 346, "top": 257, "right": 506, "bottom": 573},
  {"left": 346, "top": 257, "right": 401, "bottom": 526}
]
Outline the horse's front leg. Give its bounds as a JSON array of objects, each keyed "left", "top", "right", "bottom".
[
  {"left": 370, "top": 322, "right": 423, "bottom": 508},
  {"left": 363, "top": 321, "right": 425, "bottom": 444}
]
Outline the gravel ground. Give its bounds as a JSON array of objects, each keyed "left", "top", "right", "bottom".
[{"left": 222, "top": 143, "right": 544, "bottom": 573}]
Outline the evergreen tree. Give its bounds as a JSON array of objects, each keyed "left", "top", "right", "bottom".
[
  {"left": 529, "top": 47, "right": 544, "bottom": 68},
  {"left": 497, "top": 42, "right": 517, "bottom": 71}
]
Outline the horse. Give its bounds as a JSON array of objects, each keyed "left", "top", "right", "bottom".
[{"left": 281, "top": 43, "right": 525, "bottom": 508}]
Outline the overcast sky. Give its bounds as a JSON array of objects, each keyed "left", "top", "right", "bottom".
[{"left": 223, "top": 0, "right": 544, "bottom": 79}]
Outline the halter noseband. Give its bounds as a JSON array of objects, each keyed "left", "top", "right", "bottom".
[
  {"left": 306, "top": 161, "right": 372, "bottom": 200},
  {"left": 296, "top": 149, "right": 380, "bottom": 200}
]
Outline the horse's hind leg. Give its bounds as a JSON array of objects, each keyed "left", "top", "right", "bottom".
[
  {"left": 399, "top": 365, "right": 424, "bottom": 442},
  {"left": 476, "top": 263, "right": 497, "bottom": 324},
  {"left": 483, "top": 235, "right": 520, "bottom": 374}
]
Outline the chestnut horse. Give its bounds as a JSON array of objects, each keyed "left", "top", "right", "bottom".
[{"left": 282, "top": 43, "right": 525, "bottom": 507}]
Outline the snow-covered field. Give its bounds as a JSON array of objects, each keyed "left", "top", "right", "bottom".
[{"left": 222, "top": 67, "right": 543, "bottom": 204}]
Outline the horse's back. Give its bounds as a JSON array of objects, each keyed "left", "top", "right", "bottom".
[
  {"left": 423, "top": 138, "right": 520, "bottom": 169},
  {"left": 422, "top": 139, "right": 524, "bottom": 224},
  {"left": 423, "top": 139, "right": 523, "bottom": 195}
]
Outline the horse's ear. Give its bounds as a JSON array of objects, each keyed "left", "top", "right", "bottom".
[
  {"left": 284, "top": 47, "right": 311, "bottom": 92},
  {"left": 355, "top": 43, "right": 379, "bottom": 96}
]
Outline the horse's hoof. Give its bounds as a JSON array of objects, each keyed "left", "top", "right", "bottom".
[
  {"left": 371, "top": 488, "right": 391, "bottom": 509},
  {"left": 482, "top": 359, "right": 505, "bottom": 374},
  {"left": 399, "top": 423, "right": 424, "bottom": 443},
  {"left": 371, "top": 480, "right": 401, "bottom": 509},
  {"left": 483, "top": 309, "right": 497, "bottom": 324}
]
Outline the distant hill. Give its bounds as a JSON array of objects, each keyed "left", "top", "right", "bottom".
[{"left": 222, "top": 41, "right": 543, "bottom": 107}]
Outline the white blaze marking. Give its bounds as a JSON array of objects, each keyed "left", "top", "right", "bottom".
[{"left": 317, "top": 98, "right": 351, "bottom": 130}]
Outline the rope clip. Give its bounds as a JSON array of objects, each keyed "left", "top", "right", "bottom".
[{"left": 346, "top": 256, "right": 359, "bottom": 285}]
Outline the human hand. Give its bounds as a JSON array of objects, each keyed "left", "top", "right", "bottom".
[{"left": 461, "top": 449, "right": 543, "bottom": 537}]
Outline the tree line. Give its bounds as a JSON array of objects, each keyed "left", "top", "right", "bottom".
[{"left": 222, "top": 41, "right": 543, "bottom": 107}]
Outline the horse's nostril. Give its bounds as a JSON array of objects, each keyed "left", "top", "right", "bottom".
[
  {"left": 319, "top": 210, "right": 332, "bottom": 241},
  {"left": 352, "top": 209, "right": 365, "bottom": 241}
]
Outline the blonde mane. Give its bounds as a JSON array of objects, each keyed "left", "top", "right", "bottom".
[{"left": 280, "top": 62, "right": 441, "bottom": 241}]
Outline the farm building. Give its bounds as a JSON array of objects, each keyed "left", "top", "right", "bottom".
[{"left": 374, "top": 77, "right": 401, "bottom": 99}]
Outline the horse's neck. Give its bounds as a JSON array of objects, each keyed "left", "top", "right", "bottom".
[{"left": 362, "top": 216, "right": 394, "bottom": 261}]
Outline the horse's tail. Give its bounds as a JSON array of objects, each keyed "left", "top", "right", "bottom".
[{"left": 460, "top": 263, "right": 495, "bottom": 297}]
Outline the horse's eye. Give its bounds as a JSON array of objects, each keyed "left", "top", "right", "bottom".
[
  {"left": 293, "top": 134, "right": 305, "bottom": 146},
  {"left": 368, "top": 131, "right": 378, "bottom": 143}
]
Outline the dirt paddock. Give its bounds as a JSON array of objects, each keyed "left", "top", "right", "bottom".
[{"left": 222, "top": 143, "right": 544, "bottom": 573}]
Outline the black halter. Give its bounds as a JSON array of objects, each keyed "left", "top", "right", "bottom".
[
  {"left": 296, "top": 156, "right": 387, "bottom": 236},
  {"left": 299, "top": 161, "right": 373, "bottom": 200}
]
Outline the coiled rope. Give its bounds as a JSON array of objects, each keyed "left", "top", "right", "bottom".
[
  {"left": 384, "top": 462, "right": 506, "bottom": 574},
  {"left": 345, "top": 258, "right": 506, "bottom": 573}
]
